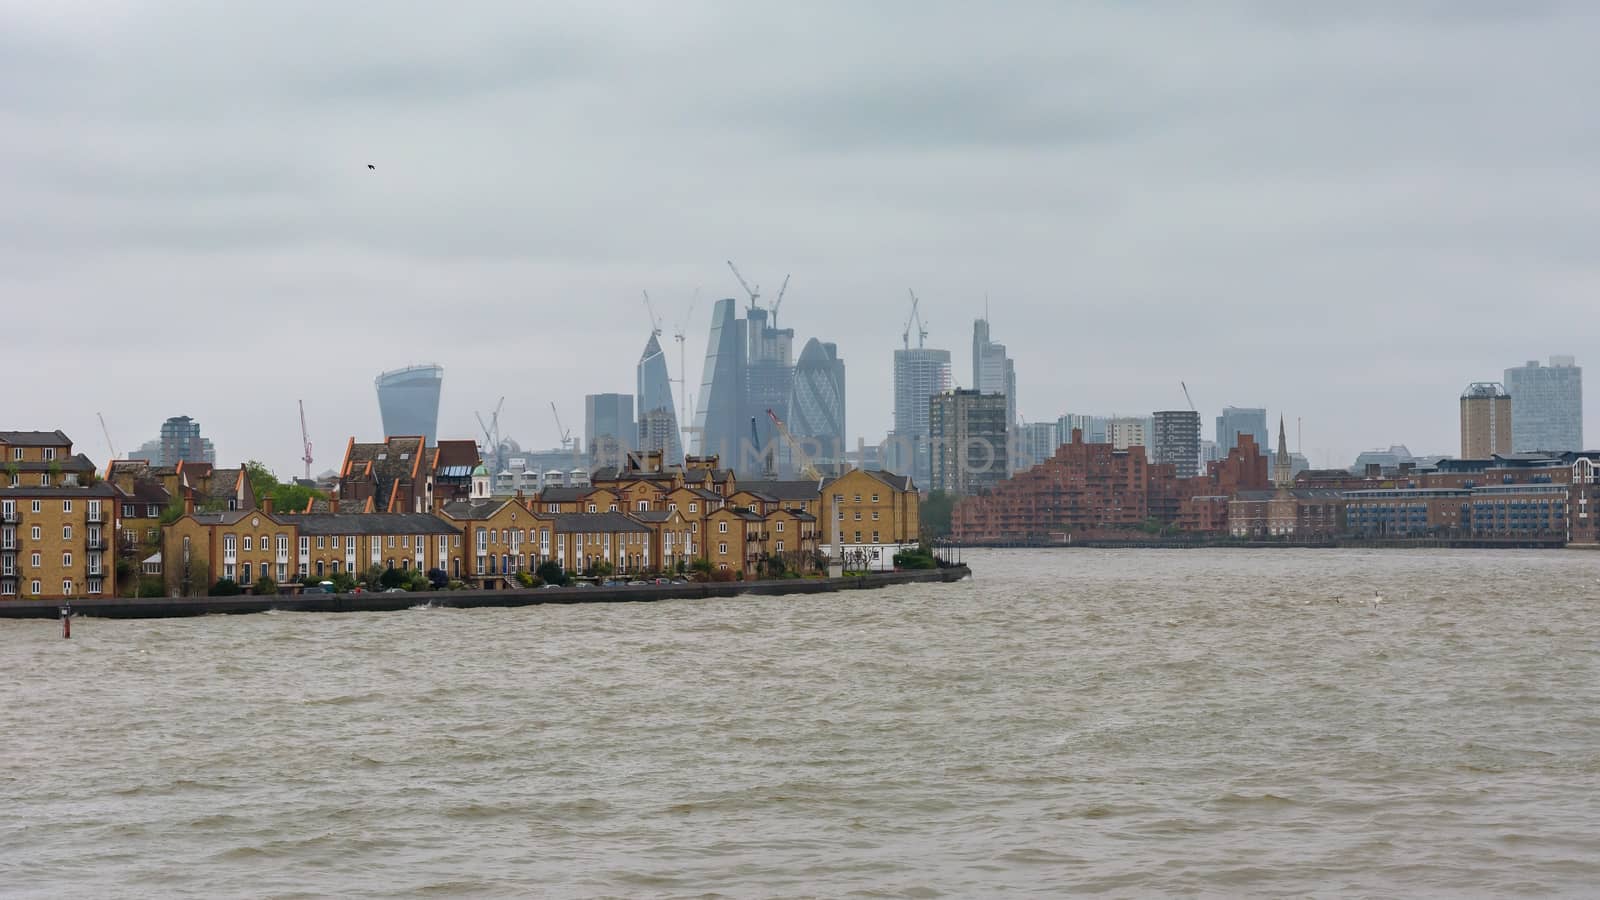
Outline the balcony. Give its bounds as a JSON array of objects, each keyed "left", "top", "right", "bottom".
[
  {"left": 86, "top": 540, "right": 108, "bottom": 551},
  {"left": 1, "top": 511, "right": 16, "bottom": 524},
  {"left": 86, "top": 512, "right": 105, "bottom": 524}
]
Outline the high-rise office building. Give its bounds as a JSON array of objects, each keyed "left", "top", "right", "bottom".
[
  {"left": 156, "top": 416, "right": 216, "bottom": 467},
  {"left": 585, "top": 393, "right": 635, "bottom": 469},
  {"left": 787, "top": 338, "right": 846, "bottom": 471},
  {"left": 1015, "top": 421, "right": 1059, "bottom": 472},
  {"left": 375, "top": 364, "right": 443, "bottom": 445},
  {"left": 692, "top": 298, "right": 747, "bottom": 462},
  {"left": 1504, "top": 356, "right": 1582, "bottom": 452},
  {"left": 636, "top": 333, "right": 683, "bottom": 467},
  {"left": 1151, "top": 410, "right": 1202, "bottom": 477},
  {"left": 972, "top": 318, "right": 1017, "bottom": 429},
  {"left": 1057, "top": 414, "right": 1109, "bottom": 446},
  {"left": 890, "top": 347, "right": 952, "bottom": 487},
  {"left": 1108, "top": 417, "right": 1149, "bottom": 452},
  {"left": 1216, "top": 406, "right": 1268, "bottom": 456},
  {"left": 930, "top": 390, "right": 1009, "bottom": 496},
  {"left": 1460, "top": 382, "right": 1512, "bottom": 459}
]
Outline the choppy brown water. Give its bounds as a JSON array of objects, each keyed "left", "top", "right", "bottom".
[{"left": 5, "top": 549, "right": 1600, "bottom": 897}]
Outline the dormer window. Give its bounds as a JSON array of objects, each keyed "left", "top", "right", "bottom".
[{"left": 377, "top": 453, "right": 387, "bottom": 460}]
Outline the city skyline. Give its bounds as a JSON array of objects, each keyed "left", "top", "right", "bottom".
[{"left": 9, "top": 4, "right": 1600, "bottom": 475}]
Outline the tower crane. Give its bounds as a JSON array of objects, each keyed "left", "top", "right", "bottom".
[
  {"left": 298, "top": 400, "right": 314, "bottom": 480},
  {"left": 767, "top": 409, "right": 823, "bottom": 482},
  {"left": 550, "top": 402, "right": 574, "bottom": 454},
  {"left": 726, "top": 260, "right": 760, "bottom": 313},
  {"left": 97, "top": 412, "right": 119, "bottom": 461},
  {"left": 641, "top": 290, "right": 663, "bottom": 338},
  {"left": 673, "top": 293, "right": 697, "bottom": 429},
  {"left": 475, "top": 396, "right": 505, "bottom": 470},
  {"left": 1180, "top": 381, "right": 1196, "bottom": 412},
  {"left": 770, "top": 274, "right": 790, "bottom": 327},
  {"left": 902, "top": 290, "right": 928, "bottom": 350}
]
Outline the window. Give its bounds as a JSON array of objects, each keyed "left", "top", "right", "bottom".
[
  {"left": 31, "top": 526, "right": 40, "bottom": 541},
  {"left": 587, "top": 504, "right": 598, "bottom": 513},
  {"left": 147, "top": 504, "right": 159, "bottom": 517},
  {"left": 62, "top": 500, "right": 72, "bottom": 513},
  {"left": 872, "top": 531, "right": 880, "bottom": 543},
  {"left": 122, "top": 503, "right": 135, "bottom": 518},
  {"left": 854, "top": 531, "right": 862, "bottom": 543},
  {"left": 11, "top": 448, "right": 19, "bottom": 460},
  {"left": 718, "top": 542, "right": 728, "bottom": 555},
  {"left": 776, "top": 540, "right": 784, "bottom": 552},
  {"left": 39, "top": 474, "right": 48, "bottom": 486},
  {"left": 62, "top": 552, "right": 72, "bottom": 567},
  {"left": 718, "top": 521, "right": 728, "bottom": 533},
  {"left": 62, "top": 579, "right": 73, "bottom": 595},
  {"left": 668, "top": 502, "right": 677, "bottom": 511},
  {"left": 872, "top": 494, "right": 879, "bottom": 503},
  {"left": 691, "top": 523, "right": 698, "bottom": 533},
  {"left": 43, "top": 448, "right": 55, "bottom": 461},
  {"left": 854, "top": 494, "right": 861, "bottom": 503},
  {"left": 31, "top": 552, "right": 41, "bottom": 568},
  {"left": 854, "top": 511, "right": 861, "bottom": 520},
  {"left": 317, "top": 536, "right": 325, "bottom": 549},
  {"left": 871, "top": 511, "right": 880, "bottom": 521},
  {"left": 387, "top": 535, "right": 396, "bottom": 548},
  {"left": 31, "top": 500, "right": 40, "bottom": 513},
  {"left": 689, "top": 503, "right": 698, "bottom": 513},
  {"left": 242, "top": 536, "right": 252, "bottom": 551},
  {"left": 62, "top": 525, "right": 72, "bottom": 540},
  {"left": 776, "top": 521, "right": 784, "bottom": 532},
  {"left": 609, "top": 504, "right": 618, "bottom": 512}
]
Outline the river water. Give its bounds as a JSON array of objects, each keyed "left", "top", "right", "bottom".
[{"left": 4, "top": 549, "right": 1600, "bottom": 897}]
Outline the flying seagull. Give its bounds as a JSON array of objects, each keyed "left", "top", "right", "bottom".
[{"left": 367, "top": 164, "right": 375, "bottom": 170}]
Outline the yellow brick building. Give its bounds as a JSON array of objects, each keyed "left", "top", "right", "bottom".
[{"left": 2, "top": 430, "right": 116, "bottom": 600}]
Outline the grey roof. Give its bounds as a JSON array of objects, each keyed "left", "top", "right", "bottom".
[
  {"left": 735, "top": 480, "right": 822, "bottom": 501},
  {"left": 0, "top": 430, "right": 72, "bottom": 446},
  {"left": 439, "top": 498, "right": 515, "bottom": 520},
  {"left": 0, "top": 483, "right": 119, "bottom": 498},
  {"left": 290, "top": 512, "right": 460, "bottom": 536},
  {"left": 679, "top": 487, "right": 722, "bottom": 500},
  {"left": 191, "top": 509, "right": 276, "bottom": 526},
  {"left": 631, "top": 510, "right": 678, "bottom": 523},
  {"left": 115, "top": 480, "right": 172, "bottom": 503},
  {"left": 535, "top": 486, "right": 591, "bottom": 502},
  {"left": 5, "top": 454, "right": 98, "bottom": 473},
  {"left": 544, "top": 512, "right": 650, "bottom": 533}
]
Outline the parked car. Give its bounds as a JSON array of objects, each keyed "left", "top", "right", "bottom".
[
  {"left": 626, "top": 580, "right": 648, "bottom": 586},
  {"left": 382, "top": 587, "right": 407, "bottom": 593}
]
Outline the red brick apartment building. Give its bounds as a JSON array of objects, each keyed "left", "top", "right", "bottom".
[{"left": 952, "top": 431, "right": 1268, "bottom": 544}]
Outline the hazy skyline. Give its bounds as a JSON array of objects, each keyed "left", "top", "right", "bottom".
[{"left": 6, "top": 1, "right": 1599, "bottom": 475}]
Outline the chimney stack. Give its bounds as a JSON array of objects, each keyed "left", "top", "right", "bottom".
[
  {"left": 262, "top": 496, "right": 274, "bottom": 515},
  {"left": 182, "top": 490, "right": 194, "bottom": 517}
]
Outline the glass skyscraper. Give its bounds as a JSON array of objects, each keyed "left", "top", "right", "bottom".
[
  {"left": 1215, "top": 406, "right": 1268, "bottom": 456},
  {"left": 636, "top": 333, "right": 683, "bottom": 467},
  {"left": 375, "top": 364, "right": 443, "bottom": 445},
  {"left": 585, "top": 393, "right": 635, "bottom": 469},
  {"left": 692, "top": 298, "right": 747, "bottom": 462},
  {"left": 890, "top": 347, "right": 952, "bottom": 487},
  {"left": 787, "top": 338, "right": 846, "bottom": 471},
  {"left": 1504, "top": 356, "right": 1583, "bottom": 452}
]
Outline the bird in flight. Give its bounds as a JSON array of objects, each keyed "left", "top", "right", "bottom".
[{"left": 367, "top": 164, "right": 375, "bottom": 170}]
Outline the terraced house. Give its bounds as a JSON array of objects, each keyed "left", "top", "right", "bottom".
[{"left": 1, "top": 430, "right": 117, "bottom": 600}]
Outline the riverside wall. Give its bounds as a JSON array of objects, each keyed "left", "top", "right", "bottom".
[{"left": 0, "top": 566, "right": 972, "bottom": 621}]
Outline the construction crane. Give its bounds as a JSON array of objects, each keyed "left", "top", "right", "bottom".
[
  {"left": 672, "top": 293, "right": 697, "bottom": 430},
  {"left": 902, "top": 290, "right": 928, "bottom": 350},
  {"left": 550, "top": 402, "right": 574, "bottom": 454},
  {"left": 750, "top": 416, "right": 774, "bottom": 477},
  {"left": 641, "top": 289, "right": 663, "bottom": 338},
  {"left": 767, "top": 409, "right": 822, "bottom": 481},
  {"left": 97, "top": 412, "right": 118, "bottom": 461},
  {"left": 1181, "top": 381, "right": 1196, "bottom": 413},
  {"left": 727, "top": 260, "right": 759, "bottom": 312},
  {"left": 298, "top": 400, "right": 314, "bottom": 480},
  {"left": 475, "top": 396, "right": 505, "bottom": 470},
  {"left": 770, "top": 274, "right": 790, "bottom": 327}
]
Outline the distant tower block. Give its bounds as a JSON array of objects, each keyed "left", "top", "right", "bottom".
[{"left": 375, "top": 364, "right": 443, "bottom": 445}]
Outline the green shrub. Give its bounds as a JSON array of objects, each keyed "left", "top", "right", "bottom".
[
  {"left": 209, "top": 578, "right": 242, "bottom": 596},
  {"left": 253, "top": 576, "right": 278, "bottom": 595}
]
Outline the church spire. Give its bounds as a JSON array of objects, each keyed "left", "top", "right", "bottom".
[{"left": 1273, "top": 416, "right": 1293, "bottom": 489}]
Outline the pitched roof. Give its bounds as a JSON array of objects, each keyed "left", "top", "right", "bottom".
[
  {"left": 290, "top": 512, "right": 459, "bottom": 536},
  {"left": 200, "top": 467, "right": 245, "bottom": 502},
  {"left": 631, "top": 510, "right": 680, "bottom": 523},
  {"left": 115, "top": 480, "right": 172, "bottom": 503},
  {"left": 735, "top": 480, "right": 822, "bottom": 501},
  {"left": 535, "top": 486, "right": 591, "bottom": 502},
  {"left": 0, "top": 430, "right": 71, "bottom": 446},
  {"left": 543, "top": 512, "right": 650, "bottom": 533},
  {"left": 432, "top": 440, "right": 481, "bottom": 473},
  {"left": 5, "top": 454, "right": 97, "bottom": 473},
  {"left": 0, "top": 484, "right": 119, "bottom": 498},
  {"left": 438, "top": 498, "right": 514, "bottom": 520},
  {"left": 191, "top": 509, "right": 279, "bottom": 526}
]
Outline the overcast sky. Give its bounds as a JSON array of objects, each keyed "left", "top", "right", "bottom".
[{"left": 5, "top": 0, "right": 1599, "bottom": 474}]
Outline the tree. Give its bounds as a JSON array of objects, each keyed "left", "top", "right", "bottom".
[
  {"left": 378, "top": 566, "right": 408, "bottom": 589},
  {"left": 405, "top": 570, "right": 431, "bottom": 592},
  {"left": 535, "top": 560, "right": 567, "bottom": 587},
  {"left": 245, "top": 459, "right": 325, "bottom": 514},
  {"left": 330, "top": 571, "right": 357, "bottom": 593},
  {"left": 135, "top": 576, "right": 166, "bottom": 598},
  {"left": 691, "top": 557, "right": 713, "bottom": 576},
  {"left": 920, "top": 490, "right": 956, "bottom": 540},
  {"left": 426, "top": 568, "right": 449, "bottom": 590},
  {"left": 254, "top": 576, "right": 278, "bottom": 595},
  {"left": 893, "top": 545, "right": 938, "bottom": 570},
  {"left": 362, "top": 565, "right": 387, "bottom": 589},
  {"left": 209, "top": 578, "right": 242, "bottom": 596},
  {"left": 159, "top": 496, "right": 188, "bottom": 525},
  {"left": 589, "top": 560, "right": 615, "bottom": 578}
]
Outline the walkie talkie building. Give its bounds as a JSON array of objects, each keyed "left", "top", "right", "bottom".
[{"left": 375, "top": 364, "right": 443, "bottom": 444}]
